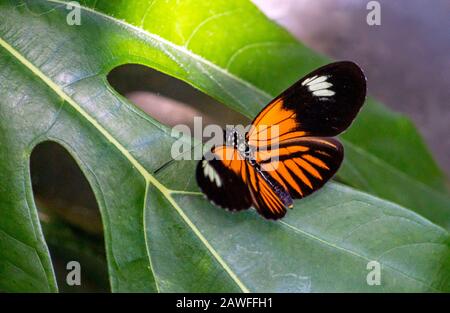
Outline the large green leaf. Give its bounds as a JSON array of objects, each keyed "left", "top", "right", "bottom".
[{"left": 0, "top": 0, "right": 449, "bottom": 292}]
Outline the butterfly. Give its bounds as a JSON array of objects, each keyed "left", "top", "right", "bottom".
[{"left": 196, "top": 61, "right": 366, "bottom": 219}]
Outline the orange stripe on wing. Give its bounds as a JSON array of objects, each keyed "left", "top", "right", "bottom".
[
  {"left": 249, "top": 130, "right": 307, "bottom": 146},
  {"left": 256, "top": 146, "right": 309, "bottom": 163},
  {"left": 248, "top": 163, "right": 258, "bottom": 191},
  {"left": 302, "top": 154, "right": 330, "bottom": 170},
  {"left": 293, "top": 158, "right": 322, "bottom": 180},
  {"left": 285, "top": 159, "right": 313, "bottom": 190},
  {"left": 261, "top": 182, "right": 284, "bottom": 214},
  {"left": 276, "top": 162, "right": 304, "bottom": 195}
]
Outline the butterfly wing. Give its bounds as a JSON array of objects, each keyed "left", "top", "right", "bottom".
[
  {"left": 247, "top": 61, "right": 365, "bottom": 200},
  {"left": 197, "top": 145, "right": 292, "bottom": 219},
  {"left": 257, "top": 137, "right": 343, "bottom": 199},
  {"left": 247, "top": 61, "right": 366, "bottom": 147},
  {"left": 196, "top": 146, "right": 252, "bottom": 211},
  {"left": 245, "top": 167, "right": 293, "bottom": 219}
]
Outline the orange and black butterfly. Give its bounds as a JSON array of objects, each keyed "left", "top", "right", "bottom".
[{"left": 196, "top": 61, "right": 366, "bottom": 219}]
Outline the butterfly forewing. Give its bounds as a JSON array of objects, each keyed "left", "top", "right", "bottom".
[{"left": 247, "top": 61, "right": 366, "bottom": 147}]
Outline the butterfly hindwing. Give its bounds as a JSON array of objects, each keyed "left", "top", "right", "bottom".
[
  {"left": 245, "top": 162, "right": 293, "bottom": 219},
  {"left": 196, "top": 146, "right": 252, "bottom": 211},
  {"left": 257, "top": 137, "right": 343, "bottom": 199}
]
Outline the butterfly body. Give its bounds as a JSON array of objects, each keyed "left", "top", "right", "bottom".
[
  {"left": 226, "top": 127, "right": 251, "bottom": 159},
  {"left": 197, "top": 61, "right": 366, "bottom": 219}
]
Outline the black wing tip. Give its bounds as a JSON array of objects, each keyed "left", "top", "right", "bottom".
[
  {"left": 329, "top": 60, "right": 367, "bottom": 95},
  {"left": 316, "top": 60, "right": 366, "bottom": 85},
  {"left": 321, "top": 60, "right": 367, "bottom": 132},
  {"left": 328, "top": 60, "right": 365, "bottom": 74}
]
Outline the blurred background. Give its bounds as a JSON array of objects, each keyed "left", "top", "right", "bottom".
[{"left": 31, "top": 0, "right": 450, "bottom": 291}]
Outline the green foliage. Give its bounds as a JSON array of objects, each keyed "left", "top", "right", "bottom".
[{"left": 0, "top": 0, "right": 449, "bottom": 292}]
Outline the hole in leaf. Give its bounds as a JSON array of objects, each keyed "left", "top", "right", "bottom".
[
  {"left": 30, "top": 141, "right": 109, "bottom": 292},
  {"left": 107, "top": 64, "right": 249, "bottom": 134}
]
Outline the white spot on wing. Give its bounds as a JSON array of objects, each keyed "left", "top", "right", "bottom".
[
  {"left": 302, "top": 75, "right": 335, "bottom": 97},
  {"left": 301, "top": 75, "right": 317, "bottom": 86},
  {"left": 312, "top": 89, "right": 335, "bottom": 96},
  {"left": 202, "top": 160, "right": 222, "bottom": 187},
  {"left": 308, "top": 81, "right": 332, "bottom": 91}
]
